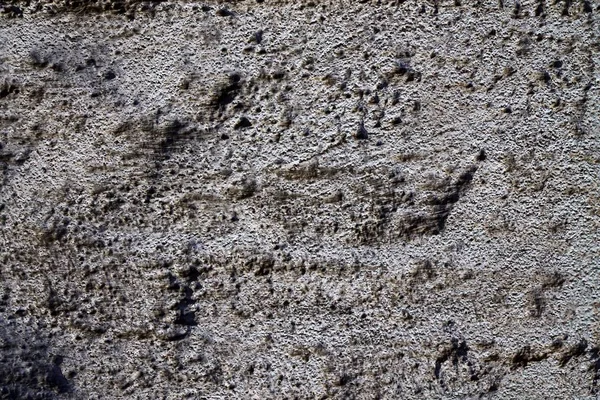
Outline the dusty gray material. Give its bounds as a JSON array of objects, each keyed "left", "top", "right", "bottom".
[{"left": 0, "top": 0, "right": 599, "bottom": 398}]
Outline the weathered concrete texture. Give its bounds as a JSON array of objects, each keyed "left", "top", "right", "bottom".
[{"left": 0, "top": 0, "right": 599, "bottom": 398}]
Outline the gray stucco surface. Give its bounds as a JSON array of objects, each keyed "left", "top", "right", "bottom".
[{"left": 1, "top": 0, "right": 599, "bottom": 398}]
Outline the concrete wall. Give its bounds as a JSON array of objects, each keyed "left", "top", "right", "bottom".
[{"left": 1, "top": 0, "right": 599, "bottom": 398}]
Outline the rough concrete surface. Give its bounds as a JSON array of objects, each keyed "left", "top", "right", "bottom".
[{"left": 0, "top": 0, "right": 599, "bottom": 398}]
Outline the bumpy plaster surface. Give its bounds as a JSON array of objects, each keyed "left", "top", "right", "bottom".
[{"left": 1, "top": 0, "right": 599, "bottom": 398}]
